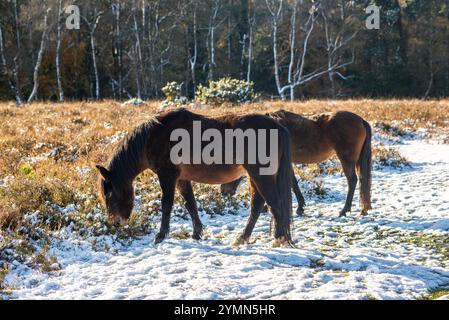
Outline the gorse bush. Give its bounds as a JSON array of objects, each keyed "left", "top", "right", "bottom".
[
  {"left": 162, "top": 82, "right": 182, "bottom": 102},
  {"left": 161, "top": 82, "right": 188, "bottom": 107},
  {"left": 196, "top": 78, "right": 257, "bottom": 106}
]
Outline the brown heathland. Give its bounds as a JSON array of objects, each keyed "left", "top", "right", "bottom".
[{"left": 0, "top": 99, "right": 447, "bottom": 231}]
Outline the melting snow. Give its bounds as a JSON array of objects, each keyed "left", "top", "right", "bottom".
[{"left": 2, "top": 137, "right": 449, "bottom": 300}]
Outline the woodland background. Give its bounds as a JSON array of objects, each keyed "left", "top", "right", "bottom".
[{"left": 0, "top": 0, "right": 448, "bottom": 103}]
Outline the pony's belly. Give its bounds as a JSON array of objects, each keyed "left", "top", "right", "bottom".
[
  {"left": 178, "top": 164, "right": 246, "bottom": 184},
  {"left": 293, "top": 147, "right": 335, "bottom": 164}
]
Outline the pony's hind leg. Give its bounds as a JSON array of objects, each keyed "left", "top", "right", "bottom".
[
  {"left": 155, "top": 173, "right": 177, "bottom": 244},
  {"left": 292, "top": 168, "right": 305, "bottom": 216},
  {"left": 338, "top": 158, "right": 357, "bottom": 217},
  {"left": 234, "top": 181, "right": 265, "bottom": 245},
  {"left": 177, "top": 180, "right": 203, "bottom": 240}
]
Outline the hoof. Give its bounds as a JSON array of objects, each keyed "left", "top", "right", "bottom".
[
  {"left": 296, "top": 207, "right": 305, "bottom": 216},
  {"left": 232, "top": 235, "right": 249, "bottom": 246},
  {"left": 192, "top": 224, "right": 203, "bottom": 240},
  {"left": 154, "top": 232, "right": 167, "bottom": 244},
  {"left": 339, "top": 211, "right": 347, "bottom": 217},
  {"left": 192, "top": 229, "right": 203, "bottom": 241},
  {"left": 272, "top": 236, "right": 296, "bottom": 248},
  {"left": 361, "top": 209, "right": 369, "bottom": 216}
]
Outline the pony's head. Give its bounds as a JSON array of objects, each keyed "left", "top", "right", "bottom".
[{"left": 96, "top": 165, "right": 134, "bottom": 225}]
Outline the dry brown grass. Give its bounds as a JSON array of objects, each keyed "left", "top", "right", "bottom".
[
  {"left": 0, "top": 99, "right": 446, "bottom": 273},
  {"left": 0, "top": 99, "right": 447, "bottom": 230}
]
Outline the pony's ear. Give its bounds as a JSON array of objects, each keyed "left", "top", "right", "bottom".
[{"left": 96, "top": 165, "right": 111, "bottom": 180}]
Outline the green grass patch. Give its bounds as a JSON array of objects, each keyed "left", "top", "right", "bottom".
[{"left": 420, "top": 288, "right": 449, "bottom": 300}]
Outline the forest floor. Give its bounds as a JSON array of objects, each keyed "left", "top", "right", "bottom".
[{"left": 0, "top": 99, "right": 448, "bottom": 299}]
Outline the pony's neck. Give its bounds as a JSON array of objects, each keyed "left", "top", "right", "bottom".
[
  {"left": 107, "top": 121, "right": 154, "bottom": 185},
  {"left": 108, "top": 145, "right": 146, "bottom": 186}
]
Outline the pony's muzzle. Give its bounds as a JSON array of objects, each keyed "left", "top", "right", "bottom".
[{"left": 107, "top": 215, "right": 128, "bottom": 226}]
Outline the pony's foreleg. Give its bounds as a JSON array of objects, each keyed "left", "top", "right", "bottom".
[
  {"left": 233, "top": 181, "right": 265, "bottom": 245},
  {"left": 339, "top": 160, "right": 357, "bottom": 217},
  {"left": 155, "top": 174, "right": 177, "bottom": 244},
  {"left": 177, "top": 180, "right": 203, "bottom": 240},
  {"left": 291, "top": 168, "right": 305, "bottom": 216}
]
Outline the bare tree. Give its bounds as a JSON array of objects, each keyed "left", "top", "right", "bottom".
[
  {"left": 55, "top": 0, "right": 64, "bottom": 102},
  {"left": 265, "top": 0, "right": 284, "bottom": 98},
  {"left": 246, "top": 8, "right": 255, "bottom": 83},
  {"left": 28, "top": 7, "right": 50, "bottom": 103},
  {"left": 12, "top": 0, "right": 23, "bottom": 104},
  {"left": 132, "top": 0, "right": 143, "bottom": 99},
  {"left": 206, "top": 0, "right": 224, "bottom": 81},
  {"left": 189, "top": 4, "right": 198, "bottom": 96},
  {"left": 322, "top": 1, "right": 358, "bottom": 98},
  {"left": 82, "top": 4, "right": 103, "bottom": 100},
  {"left": 142, "top": 0, "right": 178, "bottom": 96},
  {"left": 267, "top": 0, "right": 354, "bottom": 100},
  {"left": 112, "top": 0, "right": 123, "bottom": 99}
]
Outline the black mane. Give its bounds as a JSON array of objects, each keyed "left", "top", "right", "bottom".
[{"left": 107, "top": 117, "right": 160, "bottom": 185}]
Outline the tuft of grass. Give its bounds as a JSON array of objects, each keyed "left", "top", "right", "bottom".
[
  {"left": 374, "top": 122, "right": 409, "bottom": 137},
  {"left": 0, "top": 264, "right": 12, "bottom": 296},
  {"left": 18, "top": 163, "right": 35, "bottom": 178},
  {"left": 171, "top": 226, "right": 191, "bottom": 240},
  {"left": 373, "top": 145, "right": 410, "bottom": 168},
  {"left": 0, "top": 202, "right": 21, "bottom": 230},
  {"left": 294, "top": 164, "right": 329, "bottom": 196},
  {"left": 0, "top": 176, "right": 78, "bottom": 229},
  {"left": 193, "top": 183, "right": 248, "bottom": 215},
  {"left": 34, "top": 246, "right": 60, "bottom": 272},
  {"left": 420, "top": 288, "right": 449, "bottom": 300},
  {"left": 309, "top": 258, "right": 326, "bottom": 269},
  {"left": 401, "top": 233, "right": 449, "bottom": 260}
]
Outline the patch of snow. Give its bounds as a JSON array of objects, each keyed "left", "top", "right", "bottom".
[
  {"left": 122, "top": 98, "right": 145, "bottom": 106},
  {"left": 2, "top": 136, "right": 449, "bottom": 300}
]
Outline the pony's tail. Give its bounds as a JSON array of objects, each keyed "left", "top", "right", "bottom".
[
  {"left": 275, "top": 126, "right": 294, "bottom": 246},
  {"left": 356, "top": 120, "right": 372, "bottom": 214}
]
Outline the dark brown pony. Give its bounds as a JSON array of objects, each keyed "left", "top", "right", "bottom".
[
  {"left": 221, "top": 109, "right": 372, "bottom": 217},
  {"left": 97, "top": 108, "right": 294, "bottom": 246}
]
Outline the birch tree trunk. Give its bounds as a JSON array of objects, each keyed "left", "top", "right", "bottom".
[
  {"left": 207, "top": 0, "right": 221, "bottom": 81},
  {"left": 12, "top": 0, "right": 23, "bottom": 104},
  {"left": 189, "top": 6, "right": 198, "bottom": 96},
  {"left": 132, "top": 0, "right": 143, "bottom": 99},
  {"left": 90, "top": 32, "right": 100, "bottom": 100},
  {"left": 246, "top": 13, "right": 254, "bottom": 84},
  {"left": 323, "top": 12, "right": 336, "bottom": 98},
  {"left": 266, "top": 0, "right": 284, "bottom": 99},
  {"left": 113, "top": 1, "right": 123, "bottom": 99},
  {"left": 82, "top": 8, "right": 103, "bottom": 100},
  {"left": 288, "top": 1, "right": 297, "bottom": 101},
  {"left": 56, "top": 0, "right": 64, "bottom": 102},
  {"left": 28, "top": 8, "right": 50, "bottom": 103}
]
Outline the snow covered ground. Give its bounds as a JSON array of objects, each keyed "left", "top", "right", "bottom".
[{"left": 2, "top": 134, "right": 449, "bottom": 300}]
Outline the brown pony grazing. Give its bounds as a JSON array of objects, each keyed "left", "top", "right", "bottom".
[
  {"left": 96, "top": 108, "right": 294, "bottom": 246},
  {"left": 221, "top": 109, "right": 372, "bottom": 217}
]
